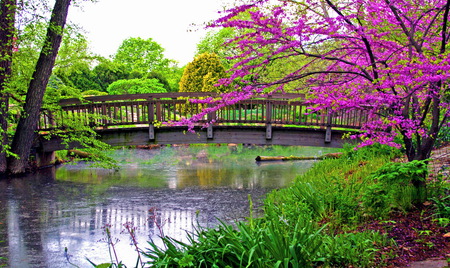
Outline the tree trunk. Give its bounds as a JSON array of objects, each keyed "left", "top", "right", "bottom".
[
  {"left": 0, "top": 0, "right": 16, "bottom": 174},
  {"left": 8, "top": 0, "right": 71, "bottom": 174}
]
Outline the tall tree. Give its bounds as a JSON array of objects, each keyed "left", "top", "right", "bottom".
[
  {"left": 8, "top": 0, "right": 71, "bottom": 174},
  {"left": 187, "top": 0, "right": 449, "bottom": 168},
  {"left": 0, "top": 0, "right": 16, "bottom": 173},
  {"left": 113, "top": 37, "right": 170, "bottom": 74}
]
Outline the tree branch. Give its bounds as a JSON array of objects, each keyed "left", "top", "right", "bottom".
[
  {"left": 441, "top": 0, "right": 450, "bottom": 53},
  {"left": 325, "top": 0, "right": 380, "bottom": 81}
]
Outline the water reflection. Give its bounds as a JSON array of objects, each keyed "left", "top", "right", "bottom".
[{"left": 0, "top": 146, "right": 338, "bottom": 267}]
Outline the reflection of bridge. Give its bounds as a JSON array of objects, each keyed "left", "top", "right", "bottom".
[{"left": 36, "top": 92, "right": 369, "bottom": 165}]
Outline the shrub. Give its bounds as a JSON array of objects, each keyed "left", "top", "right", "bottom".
[
  {"left": 106, "top": 78, "right": 167, "bottom": 95},
  {"left": 361, "top": 160, "right": 429, "bottom": 218}
]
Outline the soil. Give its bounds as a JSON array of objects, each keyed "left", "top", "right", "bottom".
[
  {"left": 365, "top": 144, "right": 450, "bottom": 267},
  {"left": 362, "top": 205, "right": 450, "bottom": 267}
]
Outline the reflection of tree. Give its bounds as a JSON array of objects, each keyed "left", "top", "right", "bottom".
[
  {"left": 0, "top": 180, "right": 8, "bottom": 267},
  {"left": 10, "top": 178, "right": 46, "bottom": 266},
  {"left": 176, "top": 163, "right": 228, "bottom": 188}
]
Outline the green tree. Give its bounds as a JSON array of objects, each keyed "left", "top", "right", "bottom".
[
  {"left": 196, "top": 28, "right": 236, "bottom": 69},
  {"left": 9, "top": 22, "right": 99, "bottom": 98},
  {"left": 146, "top": 72, "right": 172, "bottom": 92},
  {"left": 106, "top": 78, "right": 167, "bottom": 95},
  {"left": 179, "top": 52, "right": 229, "bottom": 93},
  {"left": 55, "top": 62, "right": 102, "bottom": 92},
  {"left": 162, "top": 64, "right": 184, "bottom": 92},
  {"left": 113, "top": 37, "right": 170, "bottom": 74},
  {"left": 92, "top": 60, "right": 129, "bottom": 91}
]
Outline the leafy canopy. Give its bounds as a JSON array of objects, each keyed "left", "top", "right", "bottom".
[
  {"left": 113, "top": 37, "right": 170, "bottom": 74},
  {"left": 107, "top": 78, "right": 167, "bottom": 95}
]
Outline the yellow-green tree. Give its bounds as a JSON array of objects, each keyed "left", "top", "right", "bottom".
[{"left": 179, "top": 52, "right": 229, "bottom": 93}]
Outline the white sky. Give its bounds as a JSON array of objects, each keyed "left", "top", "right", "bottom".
[{"left": 68, "top": 0, "right": 233, "bottom": 66}]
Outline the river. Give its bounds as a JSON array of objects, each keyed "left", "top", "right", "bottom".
[{"left": 0, "top": 145, "right": 338, "bottom": 267}]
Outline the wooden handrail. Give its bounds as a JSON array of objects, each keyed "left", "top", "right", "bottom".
[
  {"left": 58, "top": 92, "right": 306, "bottom": 106},
  {"left": 39, "top": 92, "right": 369, "bottom": 133}
]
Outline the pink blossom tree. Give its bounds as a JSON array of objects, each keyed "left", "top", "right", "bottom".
[{"left": 180, "top": 0, "right": 449, "bottom": 165}]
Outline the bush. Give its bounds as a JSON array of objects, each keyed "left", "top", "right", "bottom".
[
  {"left": 361, "top": 160, "right": 429, "bottom": 218},
  {"left": 106, "top": 78, "right": 167, "bottom": 95}
]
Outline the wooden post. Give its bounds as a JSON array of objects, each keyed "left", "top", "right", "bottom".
[
  {"left": 266, "top": 97, "right": 273, "bottom": 140},
  {"left": 156, "top": 100, "right": 162, "bottom": 122},
  {"left": 101, "top": 102, "right": 107, "bottom": 129},
  {"left": 88, "top": 104, "right": 95, "bottom": 127},
  {"left": 325, "top": 108, "right": 332, "bottom": 143},
  {"left": 148, "top": 100, "right": 155, "bottom": 141},
  {"left": 48, "top": 110, "right": 56, "bottom": 129},
  {"left": 207, "top": 104, "right": 215, "bottom": 139}
]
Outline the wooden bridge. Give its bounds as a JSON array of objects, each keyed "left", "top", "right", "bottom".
[{"left": 35, "top": 92, "right": 370, "bottom": 165}]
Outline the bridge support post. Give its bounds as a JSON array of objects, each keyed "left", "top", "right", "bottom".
[
  {"left": 325, "top": 109, "right": 332, "bottom": 143},
  {"left": 266, "top": 97, "right": 273, "bottom": 140},
  {"left": 36, "top": 151, "right": 56, "bottom": 168},
  {"left": 148, "top": 101, "right": 155, "bottom": 141},
  {"left": 266, "top": 124, "right": 272, "bottom": 140},
  {"left": 207, "top": 104, "right": 215, "bottom": 139}
]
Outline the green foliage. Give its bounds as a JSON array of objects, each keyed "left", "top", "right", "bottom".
[
  {"left": 361, "top": 160, "right": 429, "bottom": 217},
  {"left": 431, "top": 186, "right": 450, "bottom": 218},
  {"left": 44, "top": 75, "right": 82, "bottom": 108},
  {"left": 106, "top": 78, "right": 167, "bottom": 95},
  {"left": 196, "top": 28, "right": 237, "bottom": 69},
  {"left": 145, "top": 217, "right": 327, "bottom": 268},
  {"left": 142, "top": 145, "right": 399, "bottom": 268},
  {"left": 436, "top": 125, "right": 450, "bottom": 147},
  {"left": 55, "top": 62, "right": 103, "bottom": 93},
  {"left": 92, "top": 60, "right": 129, "bottom": 91},
  {"left": 10, "top": 22, "right": 98, "bottom": 102},
  {"left": 113, "top": 37, "right": 170, "bottom": 74},
  {"left": 322, "top": 231, "right": 388, "bottom": 267},
  {"left": 44, "top": 108, "right": 119, "bottom": 170},
  {"left": 368, "top": 160, "right": 428, "bottom": 186},
  {"left": 179, "top": 52, "right": 230, "bottom": 93},
  {"left": 81, "top": 90, "right": 108, "bottom": 97},
  {"left": 146, "top": 72, "right": 173, "bottom": 92},
  {"left": 0, "top": 255, "right": 6, "bottom": 268}
]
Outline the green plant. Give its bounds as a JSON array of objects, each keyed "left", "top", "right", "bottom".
[
  {"left": 0, "top": 255, "right": 7, "bottom": 268},
  {"left": 145, "top": 215, "right": 327, "bottom": 267},
  {"left": 361, "top": 160, "right": 429, "bottom": 218},
  {"left": 432, "top": 194, "right": 450, "bottom": 218},
  {"left": 435, "top": 125, "right": 450, "bottom": 147},
  {"left": 361, "top": 184, "right": 394, "bottom": 218},
  {"left": 322, "top": 231, "right": 391, "bottom": 268},
  {"left": 370, "top": 160, "right": 429, "bottom": 186},
  {"left": 433, "top": 217, "right": 450, "bottom": 227}
]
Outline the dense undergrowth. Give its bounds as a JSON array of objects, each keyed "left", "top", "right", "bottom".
[{"left": 138, "top": 144, "right": 449, "bottom": 268}]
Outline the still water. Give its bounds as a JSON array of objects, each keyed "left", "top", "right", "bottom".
[{"left": 0, "top": 145, "right": 338, "bottom": 267}]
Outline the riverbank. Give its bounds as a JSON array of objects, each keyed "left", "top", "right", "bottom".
[{"left": 144, "top": 144, "right": 450, "bottom": 267}]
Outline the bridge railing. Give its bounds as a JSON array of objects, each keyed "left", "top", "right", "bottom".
[{"left": 38, "top": 92, "right": 369, "bottom": 132}]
